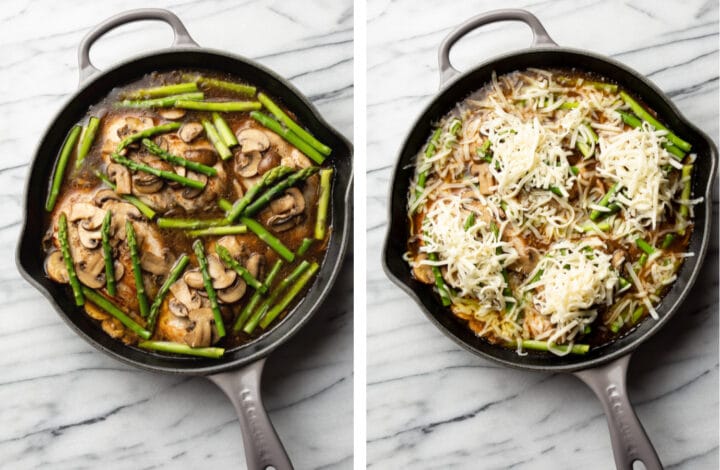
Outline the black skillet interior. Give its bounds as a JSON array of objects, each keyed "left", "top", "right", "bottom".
[
  {"left": 17, "top": 49, "right": 353, "bottom": 375},
  {"left": 384, "top": 48, "right": 716, "bottom": 372}
]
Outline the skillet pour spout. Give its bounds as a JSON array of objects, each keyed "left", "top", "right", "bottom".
[{"left": 383, "top": 9, "right": 716, "bottom": 470}]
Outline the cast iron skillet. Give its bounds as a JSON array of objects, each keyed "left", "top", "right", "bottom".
[
  {"left": 15, "top": 9, "right": 352, "bottom": 470},
  {"left": 383, "top": 10, "right": 716, "bottom": 470}
]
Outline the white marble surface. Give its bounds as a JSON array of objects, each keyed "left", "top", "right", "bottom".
[
  {"left": 367, "top": 0, "right": 718, "bottom": 468},
  {"left": 0, "top": 1, "right": 353, "bottom": 469}
]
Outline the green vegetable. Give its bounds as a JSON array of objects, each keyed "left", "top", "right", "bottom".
[
  {"left": 117, "top": 122, "right": 181, "bottom": 151},
  {"left": 297, "top": 238, "right": 314, "bottom": 256},
  {"left": 590, "top": 183, "right": 620, "bottom": 221},
  {"left": 193, "top": 240, "right": 225, "bottom": 339},
  {"left": 126, "top": 221, "right": 149, "bottom": 318},
  {"left": 528, "top": 268, "right": 544, "bottom": 285},
  {"left": 415, "top": 129, "right": 443, "bottom": 201},
  {"left": 115, "top": 92, "right": 204, "bottom": 108},
  {"left": 175, "top": 100, "right": 261, "bottom": 112},
  {"left": 679, "top": 164, "right": 693, "bottom": 221},
  {"left": 46, "top": 125, "right": 82, "bottom": 211},
  {"left": 234, "top": 260, "right": 282, "bottom": 332},
  {"left": 225, "top": 166, "right": 294, "bottom": 222},
  {"left": 215, "top": 245, "right": 267, "bottom": 293},
  {"left": 250, "top": 111, "right": 325, "bottom": 164},
  {"left": 427, "top": 252, "right": 452, "bottom": 307},
  {"left": 243, "top": 166, "right": 320, "bottom": 218},
  {"left": 141, "top": 138, "right": 217, "bottom": 177},
  {"left": 186, "top": 225, "right": 248, "bottom": 237},
  {"left": 559, "top": 101, "right": 578, "bottom": 109},
  {"left": 244, "top": 261, "right": 311, "bottom": 334},
  {"left": 147, "top": 254, "right": 189, "bottom": 331},
  {"left": 617, "top": 111, "right": 685, "bottom": 160},
  {"left": 619, "top": 91, "right": 691, "bottom": 152},
  {"left": 58, "top": 212, "right": 84, "bottom": 306},
  {"left": 111, "top": 153, "right": 205, "bottom": 189},
  {"left": 202, "top": 119, "right": 232, "bottom": 160},
  {"left": 82, "top": 287, "right": 151, "bottom": 339},
  {"left": 157, "top": 217, "right": 228, "bottom": 230},
  {"left": 635, "top": 238, "right": 656, "bottom": 255},
  {"left": 95, "top": 172, "right": 157, "bottom": 220},
  {"left": 517, "top": 339, "right": 589, "bottom": 354},
  {"left": 477, "top": 139, "right": 492, "bottom": 163},
  {"left": 75, "top": 117, "right": 100, "bottom": 169},
  {"left": 549, "top": 186, "right": 565, "bottom": 197},
  {"left": 631, "top": 306, "right": 644, "bottom": 324},
  {"left": 464, "top": 213, "right": 475, "bottom": 231},
  {"left": 258, "top": 92, "right": 331, "bottom": 156},
  {"left": 184, "top": 74, "right": 257, "bottom": 96},
  {"left": 661, "top": 233, "right": 675, "bottom": 249},
  {"left": 101, "top": 211, "right": 115, "bottom": 296},
  {"left": 218, "top": 198, "right": 233, "bottom": 212},
  {"left": 241, "top": 217, "right": 295, "bottom": 262},
  {"left": 212, "top": 112, "right": 238, "bottom": 147},
  {"left": 138, "top": 341, "right": 224, "bottom": 358},
  {"left": 123, "top": 82, "right": 198, "bottom": 99},
  {"left": 315, "top": 168, "right": 333, "bottom": 240},
  {"left": 578, "top": 220, "right": 612, "bottom": 232},
  {"left": 260, "top": 262, "right": 319, "bottom": 329}
]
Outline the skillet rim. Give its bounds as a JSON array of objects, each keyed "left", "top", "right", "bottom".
[
  {"left": 382, "top": 45, "right": 717, "bottom": 373},
  {"left": 16, "top": 45, "right": 354, "bottom": 375}
]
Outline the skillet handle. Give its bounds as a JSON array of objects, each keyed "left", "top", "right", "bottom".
[
  {"left": 208, "top": 359, "right": 294, "bottom": 470},
  {"left": 574, "top": 355, "right": 663, "bottom": 470},
  {"left": 438, "top": 9, "right": 557, "bottom": 86},
  {"left": 77, "top": 8, "right": 198, "bottom": 85}
]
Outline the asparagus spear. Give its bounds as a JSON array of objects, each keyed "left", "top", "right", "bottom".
[
  {"left": 75, "top": 117, "right": 100, "bottom": 169},
  {"left": 117, "top": 122, "right": 181, "bottom": 151},
  {"left": 202, "top": 119, "right": 232, "bottom": 160},
  {"left": 115, "top": 92, "right": 204, "bottom": 108},
  {"left": 427, "top": 252, "right": 452, "bottom": 307},
  {"left": 193, "top": 240, "right": 226, "bottom": 339},
  {"left": 111, "top": 153, "right": 206, "bottom": 189},
  {"left": 123, "top": 82, "right": 198, "bottom": 99},
  {"left": 258, "top": 93, "right": 332, "bottom": 156},
  {"left": 661, "top": 233, "right": 675, "bottom": 249},
  {"left": 559, "top": 101, "right": 579, "bottom": 109},
  {"left": 46, "top": 125, "right": 82, "bottom": 211},
  {"left": 225, "top": 166, "right": 294, "bottom": 222},
  {"left": 141, "top": 138, "right": 217, "bottom": 177},
  {"left": 578, "top": 219, "right": 612, "bottom": 233},
  {"left": 58, "top": 212, "right": 84, "bottom": 306},
  {"left": 82, "top": 287, "right": 151, "bottom": 339},
  {"left": 244, "top": 261, "right": 311, "bottom": 334},
  {"left": 476, "top": 139, "right": 492, "bottom": 163},
  {"left": 590, "top": 183, "right": 619, "bottom": 221},
  {"left": 250, "top": 111, "right": 325, "bottom": 164},
  {"left": 631, "top": 306, "right": 645, "bottom": 324},
  {"left": 218, "top": 198, "right": 233, "bottom": 212},
  {"left": 95, "top": 172, "right": 157, "bottom": 219},
  {"left": 215, "top": 245, "right": 267, "bottom": 293},
  {"left": 184, "top": 74, "right": 257, "bottom": 96},
  {"left": 126, "top": 221, "right": 150, "bottom": 318},
  {"left": 241, "top": 217, "right": 295, "bottom": 262},
  {"left": 516, "top": 339, "right": 589, "bottom": 354},
  {"left": 464, "top": 213, "right": 475, "bottom": 231},
  {"left": 636, "top": 238, "right": 656, "bottom": 256},
  {"left": 176, "top": 100, "right": 261, "bottom": 112},
  {"left": 243, "top": 166, "right": 320, "bottom": 218},
  {"left": 415, "top": 128, "right": 443, "bottom": 201},
  {"left": 186, "top": 225, "right": 248, "bottom": 237},
  {"left": 679, "top": 164, "right": 693, "bottom": 219},
  {"left": 234, "top": 260, "right": 282, "bottom": 332},
  {"left": 260, "top": 262, "right": 319, "bottom": 329},
  {"left": 314, "top": 168, "right": 333, "bottom": 240},
  {"left": 157, "top": 217, "right": 228, "bottom": 230},
  {"left": 212, "top": 112, "right": 238, "bottom": 147},
  {"left": 297, "top": 238, "right": 314, "bottom": 256},
  {"left": 619, "top": 91, "right": 691, "bottom": 152},
  {"left": 101, "top": 211, "right": 116, "bottom": 296},
  {"left": 147, "top": 254, "right": 190, "bottom": 331},
  {"left": 617, "top": 110, "right": 685, "bottom": 160},
  {"left": 138, "top": 340, "right": 224, "bottom": 358}
]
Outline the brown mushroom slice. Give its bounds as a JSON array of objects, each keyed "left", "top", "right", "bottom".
[
  {"left": 184, "top": 308, "right": 216, "bottom": 347},
  {"left": 75, "top": 251, "right": 106, "bottom": 289},
  {"left": 217, "top": 277, "right": 246, "bottom": 303},
  {"left": 94, "top": 189, "right": 121, "bottom": 206},
  {"left": 45, "top": 251, "right": 69, "bottom": 283},
  {"left": 169, "top": 279, "right": 202, "bottom": 310},
  {"left": 180, "top": 172, "right": 207, "bottom": 199},
  {"left": 184, "top": 148, "right": 217, "bottom": 166},
  {"left": 158, "top": 108, "right": 186, "bottom": 120},
  {"left": 245, "top": 253, "right": 265, "bottom": 279},
  {"left": 114, "top": 261, "right": 125, "bottom": 282},
  {"left": 235, "top": 150, "right": 262, "bottom": 178},
  {"left": 169, "top": 298, "right": 189, "bottom": 317},
  {"left": 257, "top": 150, "right": 281, "bottom": 175},
  {"left": 411, "top": 253, "right": 434, "bottom": 284},
  {"left": 207, "top": 254, "right": 236, "bottom": 290},
  {"left": 178, "top": 122, "right": 204, "bottom": 143},
  {"left": 236, "top": 128, "right": 270, "bottom": 153},
  {"left": 107, "top": 163, "right": 132, "bottom": 195},
  {"left": 78, "top": 226, "right": 102, "bottom": 250},
  {"left": 217, "top": 236, "right": 246, "bottom": 259},
  {"left": 69, "top": 203, "right": 106, "bottom": 230},
  {"left": 132, "top": 170, "right": 164, "bottom": 194},
  {"left": 183, "top": 269, "right": 205, "bottom": 290},
  {"left": 267, "top": 188, "right": 305, "bottom": 231},
  {"left": 140, "top": 251, "right": 171, "bottom": 276}
]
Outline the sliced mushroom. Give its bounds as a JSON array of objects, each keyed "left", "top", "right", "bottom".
[
  {"left": 108, "top": 163, "right": 132, "bottom": 194},
  {"left": 169, "top": 298, "right": 189, "bottom": 317},
  {"left": 132, "top": 170, "right": 164, "bottom": 194},
  {"left": 141, "top": 251, "right": 171, "bottom": 275},
  {"left": 75, "top": 251, "right": 106, "bottom": 289},
  {"left": 267, "top": 187, "right": 305, "bottom": 231},
  {"left": 257, "top": 150, "right": 281, "bottom": 175},
  {"left": 217, "top": 236, "right": 246, "bottom": 259},
  {"left": 217, "top": 277, "right": 246, "bottom": 303},
  {"left": 45, "top": 251, "right": 69, "bottom": 284},
  {"left": 69, "top": 203, "right": 105, "bottom": 230},
  {"left": 183, "top": 269, "right": 205, "bottom": 290},
  {"left": 180, "top": 172, "right": 207, "bottom": 199},
  {"left": 236, "top": 128, "right": 270, "bottom": 153},
  {"left": 246, "top": 253, "right": 264, "bottom": 279},
  {"left": 178, "top": 122, "right": 204, "bottom": 143},
  {"left": 114, "top": 261, "right": 125, "bottom": 282},
  {"left": 169, "top": 279, "right": 202, "bottom": 310},
  {"left": 235, "top": 150, "right": 262, "bottom": 178},
  {"left": 184, "top": 148, "right": 217, "bottom": 166},
  {"left": 78, "top": 225, "right": 102, "bottom": 250},
  {"left": 411, "top": 253, "right": 434, "bottom": 284},
  {"left": 116, "top": 116, "right": 154, "bottom": 139},
  {"left": 207, "top": 254, "right": 236, "bottom": 289},
  {"left": 94, "top": 189, "right": 121, "bottom": 206},
  {"left": 158, "top": 108, "right": 186, "bottom": 120},
  {"left": 184, "top": 308, "right": 216, "bottom": 347}
]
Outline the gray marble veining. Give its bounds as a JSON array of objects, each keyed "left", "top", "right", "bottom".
[
  {"left": 0, "top": 1, "right": 353, "bottom": 469},
  {"left": 367, "top": 0, "right": 718, "bottom": 468}
]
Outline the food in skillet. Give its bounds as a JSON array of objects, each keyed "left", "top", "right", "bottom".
[
  {"left": 43, "top": 71, "right": 334, "bottom": 358},
  {"left": 406, "top": 68, "right": 699, "bottom": 356}
]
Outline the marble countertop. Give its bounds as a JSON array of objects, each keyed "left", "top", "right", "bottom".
[
  {"left": 367, "top": 0, "right": 718, "bottom": 468},
  {"left": 0, "top": 1, "right": 353, "bottom": 469}
]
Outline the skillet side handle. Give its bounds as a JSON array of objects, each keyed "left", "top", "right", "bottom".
[
  {"left": 208, "top": 359, "right": 294, "bottom": 470},
  {"left": 77, "top": 8, "right": 199, "bottom": 85},
  {"left": 438, "top": 9, "right": 557, "bottom": 87},
  {"left": 574, "top": 355, "right": 663, "bottom": 470}
]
